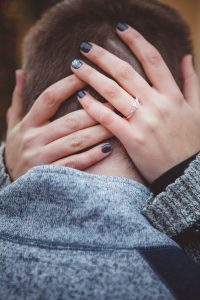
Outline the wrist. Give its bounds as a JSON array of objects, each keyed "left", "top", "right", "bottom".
[
  {"left": 143, "top": 152, "right": 200, "bottom": 237},
  {"left": 150, "top": 152, "right": 199, "bottom": 195}
]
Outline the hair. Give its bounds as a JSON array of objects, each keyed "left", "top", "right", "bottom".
[{"left": 22, "top": 0, "right": 192, "bottom": 163}]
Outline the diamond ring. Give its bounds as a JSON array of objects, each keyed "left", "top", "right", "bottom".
[{"left": 126, "top": 97, "right": 141, "bottom": 120}]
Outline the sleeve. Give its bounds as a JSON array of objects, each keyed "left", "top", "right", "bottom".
[
  {"left": 0, "top": 143, "right": 12, "bottom": 189},
  {"left": 142, "top": 153, "right": 200, "bottom": 263},
  {"left": 150, "top": 153, "right": 199, "bottom": 196}
]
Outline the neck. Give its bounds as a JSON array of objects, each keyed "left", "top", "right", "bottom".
[{"left": 85, "top": 144, "right": 146, "bottom": 185}]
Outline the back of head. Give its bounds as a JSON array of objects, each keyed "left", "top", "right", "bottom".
[{"left": 22, "top": 0, "right": 192, "bottom": 119}]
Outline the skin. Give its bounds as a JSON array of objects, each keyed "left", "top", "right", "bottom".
[
  {"left": 5, "top": 71, "right": 113, "bottom": 180},
  {"left": 70, "top": 25, "right": 200, "bottom": 183},
  {"left": 5, "top": 25, "right": 200, "bottom": 183}
]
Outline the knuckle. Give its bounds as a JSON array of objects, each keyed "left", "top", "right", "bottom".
[
  {"left": 87, "top": 151, "right": 95, "bottom": 163},
  {"left": 21, "top": 151, "right": 31, "bottom": 167},
  {"left": 99, "top": 111, "right": 112, "bottom": 126},
  {"left": 64, "top": 115, "right": 78, "bottom": 131},
  {"left": 92, "top": 48, "right": 106, "bottom": 61},
  {"left": 144, "top": 117, "right": 158, "bottom": 133},
  {"left": 68, "top": 134, "right": 84, "bottom": 150},
  {"left": 22, "top": 133, "right": 35, "bottom": 150},
  {"left": 154, "top": 104, "right": 169, "bottom": 119},
  {"left": 66, "top": 75, "right": 76, "bottom": 84},
  {"left": 144, "top": 48, "right": 162, "bottom": 67},
  {"left": 133, "top": 133, "right": 145, "bottom": 148},
  {"left": 65, "top": 158, "right": 79, "bottom": 169},
  {"left": 21, "top": 127, "right": 39, "bottom": 150},
  {"left": 87, "top": 150, "right": 99, "bottom": 165},
  {"left": 132, "top": 30, "right": 142, "bottom": 41},
  {"left": 22, "top": 149, "right": 40, "bottom": 168},
  {"left": 116, "top": 63, "right": 133, "bottom": 81},
  {"left": 126, "top": 31, "right": 141, "bottom": 46},
  {"left": 103, "top": 83, "right": 119, "bottom": 100},
  {"left": 84, "top": 67, "right": 94, "bottom": 79},
  {"left": 41, "top": 89, "right": 56, "bottom": 107}
]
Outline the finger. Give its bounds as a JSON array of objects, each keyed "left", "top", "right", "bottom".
[
  {"left": 116, "top": 24, "right": 182, "bottom": 98},
  {"left": 79, "top": 42, "right": 153, "bottom": 100},
  {"left": 42, "top": 124, "right": 113, "bottom": 163},
  {"left": 77, "top": 91, "right": 133, "bottom": 146},
  {"left": 24, "top": 75, "right": 85, "bottom": 127},
  {"left": 181, "top": 55, "right": 200, "bottom": 105},
  {"left": 71, "top": 59, "right": 140, "bottom": 117},
  {"left": 8, "top": 70, "right": 25, "bottom": 130},
  {"left": 52, "top": 143, "right": 112, "bottom": 170},
  {"left": 40, "top": 103, "right": 114, "bottom": 145}
]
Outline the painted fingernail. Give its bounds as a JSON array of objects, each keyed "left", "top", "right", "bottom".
[
  {"left": 80, "top": 42, "right": 93, "bottom": 53},
  {"left": 77, "top": 90, "right": 86, "bottom": 99},
  {"left": 102, "top": 143, "right": 112, "bottom": 154},
  {"left": 71, "top": 59, "right": 83, "bottom": 69},
  {"left": 116, "top": 22, "right": 128, "bottom": 32}
]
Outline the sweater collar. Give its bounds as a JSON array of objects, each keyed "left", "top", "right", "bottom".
[{"left": 0, "top": 166, "right": 175, "bottom": 249}]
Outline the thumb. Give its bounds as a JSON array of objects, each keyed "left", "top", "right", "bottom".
[
  {"left": 8, "top": 69, "right": 25, "bottom": 130},
  {"left": 181, "top": 55, "right": 200, "bottom": 106}
]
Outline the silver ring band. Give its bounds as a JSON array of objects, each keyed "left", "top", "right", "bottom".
[{"left": 126, "top": 97, "right": 141, "bottom": 120}]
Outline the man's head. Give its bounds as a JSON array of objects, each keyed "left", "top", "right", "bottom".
[
  {"left": 22, "top": 0, "right": 192, "bottom": 180},
  {"left": 23, "top": 0, "right": 192, "bottom": 116}
]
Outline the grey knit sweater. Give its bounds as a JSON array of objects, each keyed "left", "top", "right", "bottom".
[
  {"left": 1, "top": 144, "right": 200, "bottom": 299},
  {"left": 1, "top": 143, "right": 200, "bottom": 265},
  {"left": 143, "top": 155, "right": 200, "bottom": 263}
]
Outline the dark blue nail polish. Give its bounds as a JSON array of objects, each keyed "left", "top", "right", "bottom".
[
  {"left": 102, "top": 143, "right": 112, "bottom": 154},
  {"left": 116, "top": 22, "right": 128, "bottom": 32},
  {"left": 71, "top": 59, "right": 83, "bottom": 69},
  {"left": 80, "top": 42, "right": 93, "bottom": 53},
  {"left": 77, "top": 90, "right": 86, "bottom": 99}
]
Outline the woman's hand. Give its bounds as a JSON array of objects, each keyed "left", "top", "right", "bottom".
[
  {"left": 71, "top": 24, "right": 200, "bottom": 183},
  {"left": 5, "top": 70, "right": 113, "bottom": 180}
]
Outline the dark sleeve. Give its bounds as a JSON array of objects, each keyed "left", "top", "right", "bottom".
[{"left": 150, "top": 153, "right": 199, "bottom": 196}]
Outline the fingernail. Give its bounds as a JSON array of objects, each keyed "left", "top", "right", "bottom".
[
  {"left": 102, "top": 143, "right": 112, "bottom": 154},
  {"left": 80, "top": 42, "right": 93, "bottom": 53},
  {"left": 71, "top": 59, "right": 83, "bottom": 69},
  {"left": 77, "top": 90, "right": 86, "bottom": 99},
  {"left": 116, "top": 22, "right": 128, "bottom": 32}
]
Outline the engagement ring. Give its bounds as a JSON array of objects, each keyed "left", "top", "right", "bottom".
[{"left": 126, "top": 97, "right": 141, "bottom": 120}]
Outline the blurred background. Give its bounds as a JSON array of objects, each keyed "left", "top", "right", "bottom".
[{"left": 0, "top": 0, "right": 200, "bottom": 141}]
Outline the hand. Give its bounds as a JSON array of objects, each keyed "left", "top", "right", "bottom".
[
  {"left": 5, "top": 70, "right": 113, "bottom": 180},
  {"left": 71, "top": 25, "right": 200, "bottom": 183}
]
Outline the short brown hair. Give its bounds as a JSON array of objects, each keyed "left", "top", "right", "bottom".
[{"left": 22, "top": 0, "right": 192, "bottom": 120}]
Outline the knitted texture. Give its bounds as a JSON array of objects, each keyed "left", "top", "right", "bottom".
[
  {"left": 143, "top": 153, "right": 200, "bottom": 237},
  {"left": 0, "top": 165, "right": 180, "bottom": 300},
  {"left": 0, "top": 144, "right": 12, "bottom": 189}
]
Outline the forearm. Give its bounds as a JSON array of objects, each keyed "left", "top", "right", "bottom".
[
  {"left": 0, "top": 143, "right": 12, "bottom": 189},
  {"left": 143, "top": 153, "right": 200, "bottom": 263}
]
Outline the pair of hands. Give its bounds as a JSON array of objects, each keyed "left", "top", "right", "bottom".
[{"left": 5, "top": 25, "right": 200, "bottom": 182}]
